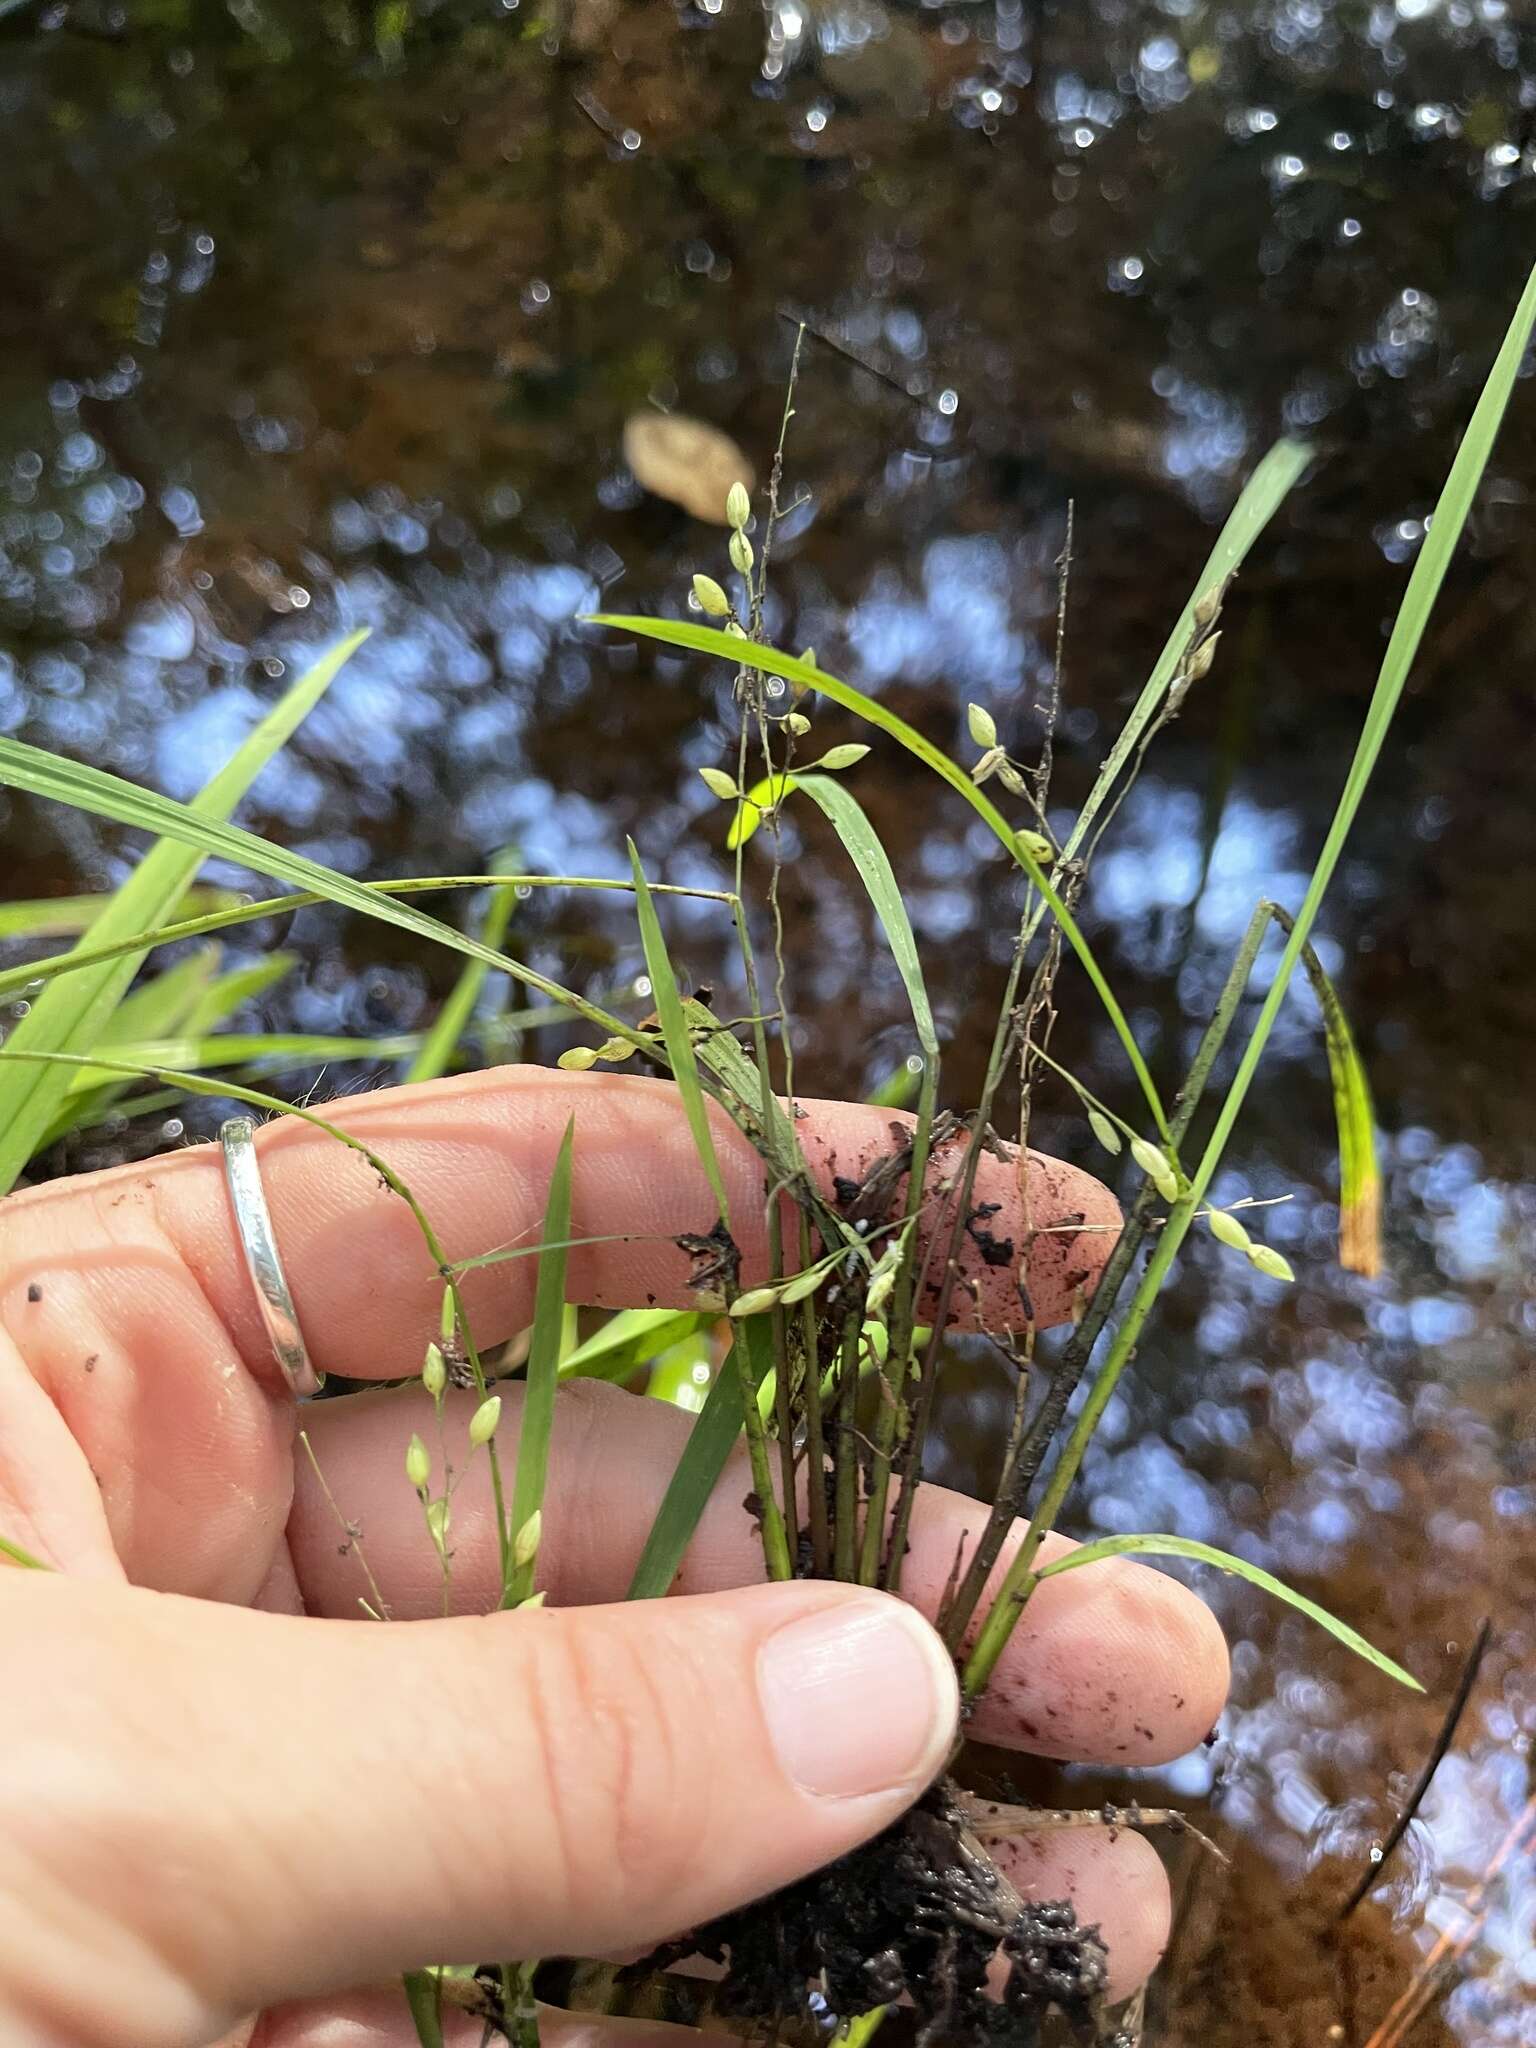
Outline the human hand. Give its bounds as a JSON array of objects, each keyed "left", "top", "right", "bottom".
[{"left": 0, "top": 1068, "right": 1227, "bottom": 2048}]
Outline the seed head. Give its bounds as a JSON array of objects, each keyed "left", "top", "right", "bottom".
[
  {"left": 1248, "top": 1243, "right": 1295, "bottom": 1283},
  {"left": 1184, "top": 630, "right": 1221, "bottom": 683},
  {"left": 514, "top": 1508, "right": 543, "bottom": 1569},
  {"left": 692, "top": 573, "right": 730, "bottom": 618},
  {"left": 814, "top": 743, "right": 870, "bottom": 772},
  {"left": 1087, "top": 1109, "right": 1121, "bottom": 1155},
  {"left": 468, "top": 1394, "right": 502, "bottom": 1447},
  {"left": 729, "top": 1284, "right": 784, "bottom": 1318},
  {"left": 1192, "top": 583, "right": 1224, "bottom": 630},
  {"left": 1206, "top": 1207, "right": 1253, "bottom": 1253},
  {"left": 967, "top": 703, "right": 998, "bottom": 749},
  {"left": 405, "top": 1433, "right": 431, "bottom": 1493},
  {"left": 1130, "top": 1135, "right": 1180, "bottom": 1203}
]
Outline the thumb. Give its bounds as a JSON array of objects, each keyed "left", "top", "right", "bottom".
[{"left": 0, "top": 1574, "right": 957, "bottom": 2047}]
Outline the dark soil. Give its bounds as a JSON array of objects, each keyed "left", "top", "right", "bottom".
[{"left": 630, "top": 1779, "right": 1116, "bottom": 2048}]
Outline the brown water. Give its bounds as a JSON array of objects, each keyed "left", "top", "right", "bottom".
[{"left": 2, "top": 2, "right": 1535, "bottom": 2041}]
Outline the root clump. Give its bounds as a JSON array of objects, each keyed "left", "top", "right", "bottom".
[{"left": 634, "top": 1781, "right": 1116, "bottom": 2047}]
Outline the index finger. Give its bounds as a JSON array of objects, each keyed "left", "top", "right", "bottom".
[
  {"left": 0, "top": 1068, "right": 1117, "bottom": 1596},
  {"left": 6, "top": 1067, "right": 1117, "bottom": 1386}
]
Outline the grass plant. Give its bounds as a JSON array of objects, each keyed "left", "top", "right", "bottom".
[{"left": 3, "top": 260, "right": 1533, "bottom": 2047}]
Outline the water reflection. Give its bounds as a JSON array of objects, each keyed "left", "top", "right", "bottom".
[{"left": 2, "top": 0, "right": 1535, "bottom": 2039}]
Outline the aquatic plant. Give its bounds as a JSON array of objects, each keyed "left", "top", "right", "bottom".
[{"left": 1, "top": 259, "right": 1533, "bottom": 2046}]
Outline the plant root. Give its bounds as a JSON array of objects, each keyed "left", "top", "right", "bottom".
[{"left": 630, "top": 1778, "right": 1124, "bottom": 2047}]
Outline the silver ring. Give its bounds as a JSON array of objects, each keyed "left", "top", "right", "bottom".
[{"left": 219, "top": 1116, "right": 322, "bottom": 1398}]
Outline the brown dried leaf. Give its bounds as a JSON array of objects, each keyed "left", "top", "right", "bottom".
[{"left": 623, "top": 412, "right": 754, "bottom": 524}]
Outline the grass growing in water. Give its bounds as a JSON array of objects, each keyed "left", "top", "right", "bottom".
[{"left": 2, "top": 264, "right": 1533, "bottom": 2043}]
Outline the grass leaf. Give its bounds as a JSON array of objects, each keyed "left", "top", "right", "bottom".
[
  {"left": 1034, "top": 1533, "right": 1423, "bottom": 1691},
  {"left": 0, "top": 629, "right": 366, "bottom": 1192},
  {"left": 60, "top": 1032, "right": 421, "bottom": 1089},
  {"left": 1188, "top": 265, "right": 1536, "bottom": 1241},
  {"left": 37, "top": 943, "right": 223, "bottom": 1142},
  {"left": 1056, "top": 440, "right": 1314, "bottom": 875},
  {"left": 0, "top": 1531, "right": 50, "bottom": 1570},
  {"left": 405, "top": 857, "right": 521, "bottom": 1084},
  {"left": 627, "top": 841, "right": 731, "bottom": 1227},
  {"left": 865, "top": 1059, "right": 922, "bottom": 1110},
  {"left": 961, "top": 328, "right": 1533, "bottom": 1697},
  {"left": 506, "top": 1116, "right": 576, "bottom": 1607},
  {"left": 593, "top": 618, "right": 1170, "bottom": 1140},
  {"left": 0, "top": 872, "right": 719, "bottom": 1009},
  {"left": 0, "top": 888, "right": 237, "bottom": 942},
  {"left": 1289, "top": 926, "right": 1382, "bottom": 1277},
  {"left": 0, "top": 749, "right": 635, "bottom": 1042},
  {"left": 794, "top": 774, "right": 938, "bottom": 1061},
  {"left": 184, "top": 952, "right": 298, "bottom": 1035},
  {"left": 401, "top": 1970, "right": 446, "bottom": 2048},
  {"left": 559, "top": 1307, "right": 705, "bottom": 1384},
  {"left": 627, "top": 1315, "right": 772, "bottom": 1600}
]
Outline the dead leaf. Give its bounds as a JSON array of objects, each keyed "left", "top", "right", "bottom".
[{"left": 623, "top": 412, "right": 754, "bottom": 524}]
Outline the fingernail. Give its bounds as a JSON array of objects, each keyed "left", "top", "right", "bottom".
[{"left": 757, "top": 1595, "right": 958, "bottom": 1800}]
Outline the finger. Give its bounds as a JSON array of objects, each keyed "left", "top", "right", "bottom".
[
  {"left": 651, "top": 1823, "right": 1170, "bottom": 2007},
  {"left": 0, "top": 1571, "right": 956, "bottom": 2043},
  {"left": 1, "top": 1069, "right": 1117, "bottom": 1598},
  {"left": 249, "top": 1992, "right": 737, "bottom": 2048},
  {"left": 292, "top": 1379, "right": 1229, "bottom": 1765},
  {"left": 240, "top": 1845, "right": 1166, "bottom": 2042},
  {"left": 988, "top": 1825, "right": 1172, "bottom": 2004},
  {"left": 7, "top": 1067, "right": 1116, "bottom": 1378}
]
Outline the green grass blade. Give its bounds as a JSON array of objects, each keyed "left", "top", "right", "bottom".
[
  {"left": 406, "top": 860, "right": 521, "bottom": 1084},
  {"left": 0, "top": 873, "right": 727, "bottom": 1007},
  {"left": 594, "top": 619, "right": 1170, "bottom": 1141},
  {"left": 183, "top": 952, "right": 297, "bottom": 1035},
  {"left": 0, "top": 1532, "right": 50, "bottom": 1570},
  {"left": 61, "top": 1032, "right": 422, "bottom": 1087},
  {"left": 0, "top": 748, "right": 633, "bottom": 1042},
  {"left": 645, "top": 1325, "right": 716, "bottom": 1410},
  {"left": 1277, "top": 922, "right": 1381, "bottom": 1278},
  {"left": 627, "top": 842, "right": 731, "bottom": 1227},
  {"left": 36, "top": 944, "right": 223, "bottom": 1145},
  {"left": 866, "top": 1060, "right": 922, "bottom": 1110},
  {"left": 1055, "top": 440, "right": 1314, "bottom": 875},
  {"left": 963, "top": 272, "right": 1536, "bottom": 1702},
  {"left": 505, "top": 1117, "right": 575, "bottom": 1607},
  {"left": 627, "top": 1315, "right": 772, "bottom": 1600},
  {"left": 401, "top": 1970, "right": 446, "bottom": 2048},
  {"left": 101, "top": 943, "right": 220, "bottom": 1041},
  {"left": 793, "top": 773, "right": 938, "bottom": 1060},
  {"left": 1191, "top": 264, "right": 1536, "bottom": 1234},
  {"left": 56, "top": 1086, "right": 185, "bottom": 1136},
  {"left": 1317, "top": 974, "right": 1381, "bottom": 1279},
  {"left": 1034, "top": 1534, "right": 1422, "bottom": 1691},
  {"left": 0, "top": 888, "right": 237, "bottom": 942},
  {"left": 624, "top": 859, "right": 790, "bottom": 1575},
  {"left": 0, "top": 628, "right": 367, "bottom": 1193},
  {"left": 559, "top": 1307, "right": 704, "bottom": 1384}
]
